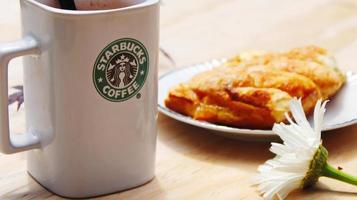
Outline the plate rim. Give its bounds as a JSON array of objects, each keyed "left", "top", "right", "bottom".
[{"left": 158, "top": 104, "right": 275, "bottom": 136}]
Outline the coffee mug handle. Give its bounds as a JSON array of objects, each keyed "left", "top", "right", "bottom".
[{"left": 0, "top": 35, "right": 41, "bottom": 154}]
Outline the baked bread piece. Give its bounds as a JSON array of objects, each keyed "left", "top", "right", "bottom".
[
  {"left": 223, "top": 45, "right": 346, "bottom": 99},
  {"left": 166, "top": 84, "right": 291, "bottom": 129},
  {"left": 165, "top": 65, "right": 321, "bottom": 129},
  {"left": 165, "top": 46, "right": 345, "bottom": 129}
]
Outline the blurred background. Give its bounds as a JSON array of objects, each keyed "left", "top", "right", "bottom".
[
  {"left": 2, "top": 0, "right": 357, "bottom": 75},
  {"left": 158, "top": 0, "right": 357, "bottom": 72},
  {"left": 1, "top": 1, "right": 357, "bottom": 199}
]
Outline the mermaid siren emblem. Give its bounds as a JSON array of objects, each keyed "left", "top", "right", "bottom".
[
  {"left": 107, "top": 54, "right": 137, "bottom": 89},
  {"left": 93, "top": 38, "right": 149, "bottom": 102}
]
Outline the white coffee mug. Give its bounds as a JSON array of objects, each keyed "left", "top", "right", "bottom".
[{"left": 0, "top": 0, "right": 159, "bottom": 198}]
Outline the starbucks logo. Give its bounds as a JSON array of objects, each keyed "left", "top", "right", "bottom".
[{"left": 93, "top": 38, "right": 149, "bottom": 102}]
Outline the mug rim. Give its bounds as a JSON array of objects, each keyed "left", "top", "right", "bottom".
[{"left": 23, "top": 0, "right": 159, "bottom": 16}]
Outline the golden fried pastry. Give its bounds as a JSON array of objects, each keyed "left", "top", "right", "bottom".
[
  {"left": 165, "top": 46, "right": 345, "bottom": 129},
  {"left": 166, "top": 84, "right": 291, "bottom": 129},
  {"left": 223, "top": 45, "right": 346, "bottom": 99},
  {"left": 165, "top": 65, "right": 321, "bottom": 129}
]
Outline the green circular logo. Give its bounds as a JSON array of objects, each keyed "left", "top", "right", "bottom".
[{"left": 93, "top": 38, "right": 149, "bottom": 102}]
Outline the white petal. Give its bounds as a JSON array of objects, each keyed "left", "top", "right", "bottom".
[
  {"left": 313, "top": 100, "right": 328, "bottom": 139},
  {"left": 276, "top": 179, "right": 301, "bottom": 200},
  {"left": 289, "top": 99, "right": 315, "bottom": 135},
  {"left": 262, "top": 175, "right": 302, "bottom": 200},
  {"left": 273, "top": 124, "right": 308, "bottom": 148},
  {"left": 270, "top": 143, "right": 293, "bottom": 156}
]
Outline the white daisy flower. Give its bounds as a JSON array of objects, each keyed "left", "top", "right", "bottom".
[{"left": 253, "top": 98, "right": 357, "bottom": 200}]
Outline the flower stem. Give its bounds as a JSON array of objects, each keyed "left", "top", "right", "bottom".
[{"left": 322, "top": 163, "right": 357, "bottom": 186}]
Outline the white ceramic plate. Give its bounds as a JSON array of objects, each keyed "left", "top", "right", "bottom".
[{"left": 158, "top": 59, "right": 357, "bottom": 141}]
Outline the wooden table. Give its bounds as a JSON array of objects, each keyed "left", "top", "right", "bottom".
[{"left": 1, "top": 0, "right": 357, "bottom": 199}]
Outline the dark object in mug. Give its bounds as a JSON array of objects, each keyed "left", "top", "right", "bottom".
[{"left": 58, "top": 0, "right": 77, "bottom": 10}]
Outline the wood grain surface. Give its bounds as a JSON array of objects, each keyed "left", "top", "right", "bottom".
[{"left": 1, "top": 0, "right": 357, "bottom": 199}]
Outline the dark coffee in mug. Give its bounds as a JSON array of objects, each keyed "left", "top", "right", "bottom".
[{"left": 37, "top": 0, "right": 144, "bottom": 10}]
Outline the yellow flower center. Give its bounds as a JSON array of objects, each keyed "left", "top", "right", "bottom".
[{"left": 301, "top": 145, "right": 328, "bottom": 188}]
